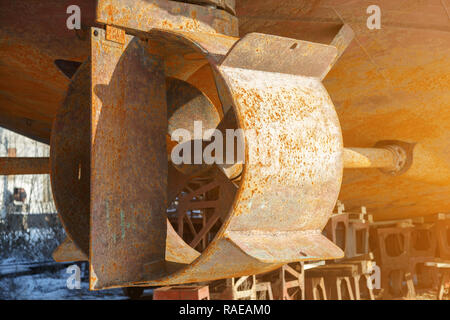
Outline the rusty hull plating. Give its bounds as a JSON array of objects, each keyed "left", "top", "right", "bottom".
[{"left": 235, "top": 0, "right": 450, "bottom": 221}]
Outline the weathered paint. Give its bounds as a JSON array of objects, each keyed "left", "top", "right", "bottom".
[
  {"left": 90, "top": 28, "right": 168, "bottom": 289},
  {"left": 87, "top": 28, "right": 343, "bottom": 289},
  {"left": 52, "top": 237, "right": 88, "bottom": 262},
  {"left": 175, "top": 0, "right": 236, "bottom": 15},
  {"left": 50, "top": 59, "right": 91, "bottom": 255},
  {"left": 3, "top": 0, "right": 449, "bottom": 289},
  {"left": 0, "top": 0, "right": 236, "bottom": 143},
  {"left": 237, "top": 0, "right": 450, "bottom": 220},
  {"left": 4, "top": 1, "right": 450, "bottom": 222},
  {"left": 96, "top": 0, "right": 239, "bottom": 37},
  {"left": 0, "top": 0, "right": 96, "bottom": 142}
]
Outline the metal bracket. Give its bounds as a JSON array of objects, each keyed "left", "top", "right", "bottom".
[{"left": 105, "top": 25, "right": 125, "bottom": 45}]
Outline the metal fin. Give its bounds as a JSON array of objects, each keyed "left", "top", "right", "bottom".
[
  {"left": 220, "top": 32, "right": 338, "bottom": 80},
  {"left": 226, "top": 230, "right": 344, "bottom": 263},
  {"left": 53, "top": 237, "right": 88, "bottom": 262},
  {"left": 90, "top": 28, "right": 168, "bottom": 289},
  {"left": 329, "top": 24, "right": 355, "bottom": 69}
]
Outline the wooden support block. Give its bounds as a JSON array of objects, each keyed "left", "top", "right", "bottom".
[
  {"left": 348, "top": 215, "right": 364, "bottom": 221},
  {"left": 412, "top": 217, "right": 425, "bottom": 224},
  {"left": 437, "top": 270, "right": 450, "bottom": 300},
  {"left": 347, "top": 206, "right": 371, "bottom": 223},
  {"left": 422, "top": 213, "right": 450, "bottom": 223},
  {"left": 229, "top": 275, "right": 257, "bottom": 300},
  {"left": 412, "top": 260, "right": 439, "bottom": 290},
  {"left": 347, "top": 219, "right": 370, "bottom": 258},
  {"left": 279, "top": 263, "right": 305, "bottom": 300},
  {"left": 307, "top": 264, "right": 358, "bottom": 278},
  {"left": 336, "top": 200, "right": 345, "bottom": 214},
  {"left": 305, "top": 277, "right": 327, "bottom": 300},
  {"left": 323, "top": 212, "right": 349, "bottom": 258},
  {"left": 360, "top": 274, "right": 376, "bottom": 300},
  {"left": 211, "top": 274, "right": 272, "bottom": 300},
  {"left": 349, "top": 218, "right": 367, "bottom": 223},
  {"left": 405, "top": 272, "right": 416, "bottom": 299},
  {"left": 324, "top": 276, "right": 355, "bottom": 300},
  {"left": 370, "top": 219, "right": 414, "bottom": 228},
  {"left": 255, "top": 282, "right": 274, "bottom": 300},
  {"left": 425, "top": 259, "right": 450, "bottom": 268},
  {"left": 436, "top": 220, "right": 450, "bottom": 259},
  {"left": 345, "top": 260, "right": 374, "bottom": 275},
  {"left": 352, "top": 274, "right": 361, "bottom": 300},
  {"left": 153, "top": 285, "right": 210, "bottom": 300},
  {"left": 342, "top": 252, "right": 375, "bottom": 263},
  {"left": 304, "top": 260, "right": 325, "bottom": 270},
  {"left": 397, "top": 221, "right": 415, "bottom": 228},
  {"left": 337, "top": 277, "right": 354, "bottom": 300}
]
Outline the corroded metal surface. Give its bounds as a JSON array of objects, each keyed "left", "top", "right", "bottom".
[
  {"left": 96, "top": 0, "right": 239, "bottom": 37},
  {"left": 221, "top": 32, "right": 338, "bottom": 79},
  {"left": 0, "top": 157, "right": 50, "bottom": 175},
  {"left": 176, "top": 0, "right": 236, "bottom": 15},
  {"left": 5, "top": 0, "right": 449, "bottom": 291},
  {"left": 0, "top": 0, "right": 96, "bottom": 142},
  {"left": 90, "top": 28, "right": 168, "bottom": 289},
  {"left": 0, "top": 114, "right": 51, "bottom": 145},
  {"left": 53, "top": 237, "right": 88, "bottom": 262},
  {"left": 166, "top": 77, "right": 221, "bottom": 176},
  {"left": 187, "top": 64, "right": 224, "bottom": 117},
  {"left": 218, "top": 32, "right": 344, "bottom": 257},
  {"left": 0, "top": 0, "right": 235, "bottom": 143},
  {"left": 343, "top": 147, "right": 396, "bottom": 169},
  {"left": 237, "top": 0, "right": 450, "bottom": 221},
  {"left": 167, "top": 77, "right": 220, "bottom": 138},
  {"left": 48, "top": 29, "right": 234, "bottom": 289},
  {"left": 87, "top": 27, "right": 344, "bottom": 289},
  {"left": 330, "top": 24, "right": 355, "bottom": 66},
  {"left": 50, "top": 60, "right": 91, "bottom": 255},
  {"left": 2, "top": 0, "right": 450, "bottom": 224}
]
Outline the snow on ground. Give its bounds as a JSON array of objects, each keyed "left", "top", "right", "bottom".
[
  {"left": 0, "top": 267, "right": 126, "bottom": 300},
  {"left": 0, "top": 227, "right": 65, "bottom": 262},
  {"left": 0, "top": 227, "right": 132, "bottom": 299}
]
